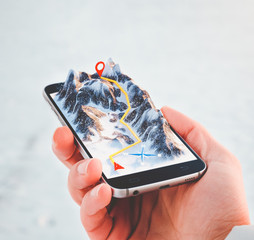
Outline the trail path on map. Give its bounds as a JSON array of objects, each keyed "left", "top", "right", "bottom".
[{"left": 100, "top": 76, "right": 141, "bottom": 170}]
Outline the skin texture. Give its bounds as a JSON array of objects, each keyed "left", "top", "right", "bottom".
[{"left": 52, "top": 106, "right": 250, "bottom": 240}]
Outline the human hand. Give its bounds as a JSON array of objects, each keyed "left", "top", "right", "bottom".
[{"left": 52, "top": 106, "right": 250, "bottom": 240}]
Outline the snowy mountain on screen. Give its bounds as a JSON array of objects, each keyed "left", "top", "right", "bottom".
[{"left": 55, "top": 59, "right": 183, "bottom": 158}]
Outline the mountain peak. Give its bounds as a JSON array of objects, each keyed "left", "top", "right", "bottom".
[{"left": 101, "top": 58, "right": 121, "bottom": 77}]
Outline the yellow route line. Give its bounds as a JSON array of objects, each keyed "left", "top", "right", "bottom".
[{"left": 100, "top": 76, "right": 141, "bottom": 166}]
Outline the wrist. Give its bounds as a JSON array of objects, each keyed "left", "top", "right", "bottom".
[
  {"left": 200, "top": 221, "right": 250, "bottom": 240},
  {"left": 179, "top": 222, "right": 249, "bottom": 240}
]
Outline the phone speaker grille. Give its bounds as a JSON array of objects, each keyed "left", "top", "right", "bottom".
[{"left": 185, "top": 177, "right": 196, "bottom": 182}]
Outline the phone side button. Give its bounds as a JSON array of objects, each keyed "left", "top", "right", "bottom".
[{"left": 128, "top": 177, "right": 140, "bottom": 183}]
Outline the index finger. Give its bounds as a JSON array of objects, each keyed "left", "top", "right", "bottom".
[{"left": 52, "top": 126, "right": 83, "bottom": 168}]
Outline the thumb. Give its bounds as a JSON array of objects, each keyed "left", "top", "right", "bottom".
[{"left": 161, "top": 106, "right": 220, "bottom": 164}]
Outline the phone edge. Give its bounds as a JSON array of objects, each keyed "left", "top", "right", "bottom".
[{"left": 43, "top": 85, "right": 207, "bottom": 199}]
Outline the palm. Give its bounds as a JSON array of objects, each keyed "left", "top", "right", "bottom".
[
  {"left": 52, "top": 107, "right": 250, "bottom": 240},
  {"left": 106, "top": 147, "right": 248, "bottom": 240}
]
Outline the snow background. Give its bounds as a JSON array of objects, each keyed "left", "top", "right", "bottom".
[{"left": 0, "top": 0, "right": 254, "bottom": 239}]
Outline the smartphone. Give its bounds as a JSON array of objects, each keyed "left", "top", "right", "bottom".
[{"left": 43, "top": 61, "right": 206, "bottom": 198}]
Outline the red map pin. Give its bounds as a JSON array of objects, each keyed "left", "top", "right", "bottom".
[{"left": 95, "top": 61, "right": 105, "bottom": 77}]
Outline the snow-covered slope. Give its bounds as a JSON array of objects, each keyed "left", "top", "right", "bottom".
[{"left": 55, "top": 59, "right": 183, "bottom": 160}]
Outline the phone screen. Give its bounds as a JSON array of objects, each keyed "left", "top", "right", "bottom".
[{"left": 50, "top": 63, "right": 198, "bottom": 179}]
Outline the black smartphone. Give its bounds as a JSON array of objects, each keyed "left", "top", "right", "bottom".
[{"left": 43, "top": 60, "right": 206, "bottom": 198}]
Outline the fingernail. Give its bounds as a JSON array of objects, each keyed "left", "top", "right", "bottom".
[
  {"left": 90, "top": 184, "right": 103, "bottom": 197},
  {"left": 77, "top": 159, "right": 92, "bottom": 175}
]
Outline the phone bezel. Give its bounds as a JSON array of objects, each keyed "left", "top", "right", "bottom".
[{"left": 44, "top": 83, "right": 206, "bottom": 190}]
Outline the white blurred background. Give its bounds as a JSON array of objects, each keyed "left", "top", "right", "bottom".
[{"left": 0, "top": 0, "right": 254, "bottom": 239}]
